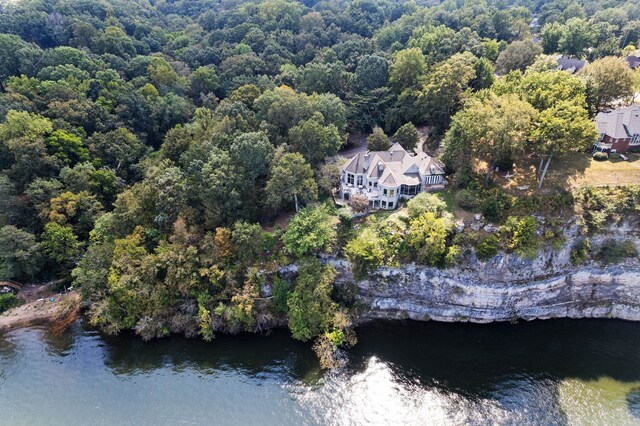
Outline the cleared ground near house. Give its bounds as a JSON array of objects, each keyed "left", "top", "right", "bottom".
[{"left": 492, "top": 152, "right": 640, "bottom": 194}]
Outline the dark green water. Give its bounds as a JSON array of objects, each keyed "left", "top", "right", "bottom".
[{"left": 2, "top": 319, "right": 640, "bottom": 425}]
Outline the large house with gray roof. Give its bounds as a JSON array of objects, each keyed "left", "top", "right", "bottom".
[
  {"left": 339, "top": 143, "right": 445, "bottom": 210},
  {"left": 593, "top": 105, "right": 640, "bottom": 153}
]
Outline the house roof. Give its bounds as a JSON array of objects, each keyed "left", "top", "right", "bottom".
[
  {"left": 342, "top": 144, "right": 445, "bottom": 187},
  {"left": 555, "top": 56, "right": 587, "bottom": 74},
  {"left": 596, "top": 105, "right": 640, "bottom": 139}
]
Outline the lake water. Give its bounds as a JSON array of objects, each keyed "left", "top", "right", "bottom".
[{"left": 2, "top": 319, "right": 640, "bottom": 425}]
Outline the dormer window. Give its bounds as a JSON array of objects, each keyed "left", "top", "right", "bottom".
[{"left": 356, "top": 175, "right": 363, "bottom": 186}]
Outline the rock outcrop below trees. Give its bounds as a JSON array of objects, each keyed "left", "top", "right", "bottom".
[{"left": 330, "top": 231, "right": 640, "bottom": 324}]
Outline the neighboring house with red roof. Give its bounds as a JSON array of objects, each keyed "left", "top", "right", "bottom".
[
  {"left": 593, "top": 105, "right": 640, "bottom": 153},
  {"left": 339, "top": 143, "right": 445, "bottom": 210}
]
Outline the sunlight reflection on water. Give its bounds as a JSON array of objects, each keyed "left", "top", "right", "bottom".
[{"left": 3, "top": 320, "right": 640, "bottom": 426}]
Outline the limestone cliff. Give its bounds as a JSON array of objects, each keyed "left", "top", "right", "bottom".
[{"left": 330, "top": 230, "right": 640, "bottom": 323}]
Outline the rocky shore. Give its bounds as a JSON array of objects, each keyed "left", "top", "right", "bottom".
[{"left": 0, "top": 291, "right": 81, "bottom": 332}]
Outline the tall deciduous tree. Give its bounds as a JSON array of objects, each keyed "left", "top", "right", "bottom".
[
  {"left": 533, "top": 100, "right": 597, "bottom": 189},
  {"left": 443, "top": 93, "right": 537, "bottom": 183},
  {"left": 288, "top": 114, "right": 342, "bottom": 166},
  {"left": 580, "top": 57, "right": 635, "bottom": 112},
  {"left": 366, "top": 126, "right": 390, "bottom": 151},
  {"left": 282, "top": 206, "right": 336, "bottom": 258},
  {"left": 265, "top": 149, "right": 318, "bottom": 212},
  {"left": 393, "top": 122, "right": 419, "bottom": 152},
  {"left": 421, "top": 52, "right": 476, "bottom": 129},
  {"left": 496, "top": 39, "right": 542, "bottom": 74},
  {"left": 0, "top": 225, "right": 41, "bottom": 280},
  {"left": 389, "top": 48, "right": 427, "bottom": 92}
]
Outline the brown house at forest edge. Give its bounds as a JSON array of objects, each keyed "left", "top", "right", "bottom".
[{"left": 593, "top": 105, "right": 640, "bottom": 153}]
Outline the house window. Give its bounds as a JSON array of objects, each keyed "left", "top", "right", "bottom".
[
  {"left": 389, "top": 189, "right": 395, "bottom": 197},
  {"left": 373, "top": 182, "right": 378, "bottom": 188},
  {"left": 388, "top": 202, "right": 393, "bottom": 209},
  {"left": 632, "top": 134, "right": 640, "bottom": 145},
  {"left": 347, "top": 174, "right": 354, "bottom": 185},
  {"left": 368, "top": 181, "right": 372, "bottom": 187},
  {"left": 383, "top": 188, "right": 387, "bottom": 196},
  {"left": 400, "top": 184, "right": 419, "bottom": 195},
  {"left": 381, "top": 201, "right": 387, "bottom": 208},
  {"left": 357, "top": 175, "right": 363, "bottom": 186}
]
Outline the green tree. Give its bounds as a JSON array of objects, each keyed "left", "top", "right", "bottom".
[
  {"left": 231, "top": 221, "right": 265, "bottom": 264},
  {"left": 351, "top": 54, "right": 389, "bottom": 93},
  {"left": 495, "top": 70, "right": 587, "bottom": 112},
  {"left": 393, "top": 122, "right": 419, "bottom": 152},
  {"left": 40, "top": 222, "right": 80, "bottom": 265},
  {"left": 282, "top": 206, "right": 336, "bottom": 258},
  {"left": 406, "top": 212, "right": 453, "bottom": 266},
  {"left": 191, "top": 65, "right": 220, "bottom": 100},
  {"left": 559, "top": 18, "right": 595, "bottom": 58},
  {"left": 541, "top": 22, "right": 563, "bottom": 54},
  {"left": 88, "top": 128, "right": 146, "bottom": 180},
  {"left": 0, "top": 225, "right": 41, "bottom": 280},
  {"left": 265, "top": 150, "right": 318, "bottom": 212},
  {"left": 443, "top": 93, "right": 537, "bottom": 183},
  {"left": 580, "top": 57, "right": 635, "bottom": 111},
  {"left": 422, "top": 52, "right": 476, "bottom": 129},
  {"left": 406, "top": 193, "right": 449, "bottom": 219},
  {"left": 389, "top": 48, "right": 427, "bottom": 92},
  {"left": 287, "top": 258, "right": 337, "bottom": 342},
  {"left": 72, "top": 241, "right": 113, "bottom": 299},
  {"left": 0, "top": 34, "right": 28, "bottom": 89},
  {"left": 533, "top": 100, "right": 597, "bottom": 189},
  {"left": 496, "top": 40, "right": 542, "bottom": 74},
  {"left": 367, "top": 126, "right": 390, "bottom": 151},
  {"left": 229, "top": 131, "right": 274, "bottom": 182},
  {"left": 471, "top": 57, "right": 496, "bottom": 91},
  {"left": 288, "top": 114, "right": 342, "bottom": 166},
  {"left": 45, "top": 130, "right": 89, "bottom": 165},
  {"left": 344, "top": 227, "right": 387, "bottom": 278}
]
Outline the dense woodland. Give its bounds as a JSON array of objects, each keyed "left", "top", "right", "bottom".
[{"left": 0, "top": 0, "right": 639, "bottom": 365}]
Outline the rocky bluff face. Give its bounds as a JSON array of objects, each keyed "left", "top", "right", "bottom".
[{"left": 330, "top": 231, "right": 640, "bottom": 324}]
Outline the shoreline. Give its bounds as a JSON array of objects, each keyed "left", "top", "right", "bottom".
[{"left": 0, "top": 292, "right": 81, "bottom": 333}]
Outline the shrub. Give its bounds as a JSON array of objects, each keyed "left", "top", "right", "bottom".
[
  {"left": 574, "top": 186, "right": 640, "bottom": 232},
  {"left": 629, "top": 146, "right": 640, "bottom": 153},
  {"left": 272, "top": 276, "right": 291, "bottom": 314},
  {"left": 596, "top": 239, "right": 638, "bottom": 265},
  {"left": 592, "top": 152, "right": 608, "bottom": 161},
  {"left": 476, "top": 234, "right": 499, "bottom": 261},
  {"left": 0, "top": 293, "right": 19, "bottom": 314},
  {"left": 609, "top": 153, "right": 621, "bottom": 160},
  {"left": 406, "top": 192, "right": 448, "bottom": 218},
  {"left": 570, "top": 239, "right": 591, "bottom": 265},
  {"left": 345, "top": 227, "right": 386, "bottom": 278},
  {"left": 455, "top": 189, "right": 479, "bottom": 211},
  {"left": 503, "top": 216, "right": 539, "bottom": 258},
  {"left": 482, "top": 193, "right": 512, "bottom": 223},
  {"left": 350, "top": 194, "right": 369, "bottom": 213},
  {"left": 282, "top": 206, "right": 336, "bottom": 258}
]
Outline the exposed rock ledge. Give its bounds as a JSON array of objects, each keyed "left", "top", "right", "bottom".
[
  {"left": 347, "top": 264, "right": 640, "bottom": 323},
  {"left": 329, "top": 233, "right": 640, "bottom": 323}
]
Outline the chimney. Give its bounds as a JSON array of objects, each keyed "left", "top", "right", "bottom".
[{"left": 364, "top": 152, "right": 370, "bottom": 170}]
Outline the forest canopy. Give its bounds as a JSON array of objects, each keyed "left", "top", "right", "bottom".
[{"left": 0, "top": 0, "right": 638, "bottom": 361}]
